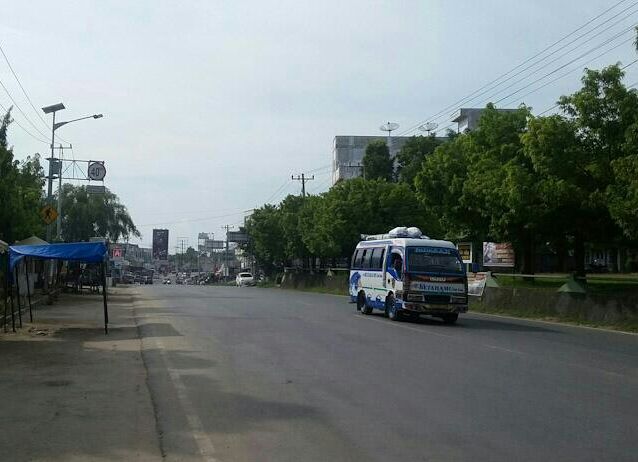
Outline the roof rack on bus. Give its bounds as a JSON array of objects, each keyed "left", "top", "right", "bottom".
[{"left": 360, "top": 227, "right": 430, "bottom": 241}]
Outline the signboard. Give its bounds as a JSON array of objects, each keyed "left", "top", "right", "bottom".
[
  {"left": 457, "top": 242, "right": 473, "bottom": 263},
  {"left": 467, "top": 272, "right": 488, "bottom": 297},
  {"left": 112, "top": 246, "right": 123, "bottom": 258},
  {"left": 88, "top": 162, "right": 107, "bottom": 181},
  {"left": 198, "top": 233, "right": 209, "bottom": 240},
  {"left": 483, "top": 242, "right": 515, "bottom": 267},
  {"left": 41, "top": 204, "right": 58, "bottom": 224},
  {"left": 205, "top": 239, "right": 225, "bottom": 250},
  {"left": 87, "top": 185, "right": 106, "bottom": 194},
  {"left": 152, "top": 229, "right": 169, "bottom": 260},
  {"left": 227, "top": 231, "right": 248, "bottom": 243}
]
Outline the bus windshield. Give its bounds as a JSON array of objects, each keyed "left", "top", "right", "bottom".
[{"left": 406, "top": 247, "right": 463, "bottom": 273}]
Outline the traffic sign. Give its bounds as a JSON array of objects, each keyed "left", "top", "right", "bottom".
[
  {"left": 87, "top": 185, "right": 106, "bottom": 194},
  {"left": 41, "top": 205, "right": 58, "bottom": 224},
  {"left": 88, "top": 162, "right": 106, "bottom": 181}
]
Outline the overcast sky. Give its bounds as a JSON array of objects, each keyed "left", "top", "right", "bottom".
[{"left": 2, "top": 0, "right": 637, "bottom": 251}]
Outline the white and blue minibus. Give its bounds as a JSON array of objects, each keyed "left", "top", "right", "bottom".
[{"left": 349, "top": 228, "right": 468, "bottom": 323}]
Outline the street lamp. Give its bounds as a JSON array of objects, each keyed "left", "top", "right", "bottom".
[{"left": 42, "top": 102, "right": 103, "bottom": 241}]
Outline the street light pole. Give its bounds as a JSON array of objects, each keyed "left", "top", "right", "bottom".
[{"left": 42, "top": 104, "right": 103, "bottom": 242}]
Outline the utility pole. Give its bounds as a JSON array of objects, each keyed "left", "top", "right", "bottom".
[
  {"left": 292, "top": 173, "right": 314, "bottom": 198},
  {"left": 55, "top": 144, "right": 72, "bottom": 240},
  {"left": 221, "top": 225, "right": 234, "bottom": 280}
]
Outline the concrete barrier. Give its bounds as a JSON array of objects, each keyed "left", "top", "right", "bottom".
[{"left": 280, "top": 269, "right": 349, "bottom": 292}]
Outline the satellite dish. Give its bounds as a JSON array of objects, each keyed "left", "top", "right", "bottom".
[
  {"left": 418, "top": 122, "right": 438, "bottom": 133},
  {"left": 380, "top": 122, "right": 399, "bottom": 134}
]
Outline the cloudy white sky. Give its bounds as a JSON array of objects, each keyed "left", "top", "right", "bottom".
[{"left": 2, "top": 0, "right": 637, "bottom": 251}]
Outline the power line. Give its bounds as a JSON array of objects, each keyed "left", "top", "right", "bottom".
[
  {"left": 499, "top": 35, "right": 636, "bottom": 108},
  {"left": 493, "top": 31, "right": 636, "bottom": 106},
  {"left": 263, "top": 178, "right": 292, "bottom": 204},
  {"left": 0, "top": 41, "right": 71, "bottom": 144},
  {"left": 397, "top": 0, "right": 637, "bottom": 136},
  {"left": 535, "top": 59, "right": 638, "bottom": 116},
  {"left": 0, "top": 78, "right": 50, "bottom": 138},
  {"left": 0, "top": 100, "right": 49, "bottom": 144}
]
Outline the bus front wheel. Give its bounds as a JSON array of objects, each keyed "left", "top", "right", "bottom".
[
  {"left": 441, "top": 313, "right": 459, "bottom": 324},
  {"left": 386, "top": 295, "right": 402, "bottom": 321}
]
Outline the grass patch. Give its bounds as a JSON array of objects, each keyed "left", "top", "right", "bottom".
[
  {"left": 470, "top": 299, "right": 638, "bottom": 333},
  {"left": 493, "top": 274, "right": 638, "bottom": 293}
]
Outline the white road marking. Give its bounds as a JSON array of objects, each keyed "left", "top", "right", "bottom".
[{"left": 153, "top": 335, "right": 219, "bottom": 462}]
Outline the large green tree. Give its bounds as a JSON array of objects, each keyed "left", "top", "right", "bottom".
[
  {"left": 59, "top": 184, "right": 139, "bottom": 242},
  {"left": 362, "top": 140, "right": 393, "bottom": 181},
  {"left": 395, "top": 134, "right": 441, "bottom": 185},
  {"left": 244, "top": 204, "right": 285, "bottom": 274},
  {"left": 0, "top": 109, "right": 45, "bottom": 243}
]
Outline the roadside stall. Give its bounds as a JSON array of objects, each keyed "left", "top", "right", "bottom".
[{"left": 5, "top": 242, "right": 110, "bottom": 334}]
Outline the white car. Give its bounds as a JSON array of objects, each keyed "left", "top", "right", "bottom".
[{"left": 236, "top": 272, "right": 255, "bottom": 287}]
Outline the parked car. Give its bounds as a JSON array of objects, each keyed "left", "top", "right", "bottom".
[
  {"left": 163, "top": 279, "right": 172, "bottom": 284},
  {"left": 236, "top": 272, "right": 255, "bottom": 287}
]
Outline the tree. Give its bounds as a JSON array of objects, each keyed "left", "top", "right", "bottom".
[
  {"left": 395, "top": 135, "right": 441, "bottom": 185},
  {"left": 0, "top": 109, "right": 45, "bottom": 243},
  {"left": 60, "top": 184, "right": 139, "bottom": 242},
  {"left": 300, "top": 178, "right": 435, "bottom": 260},
  {"left": 362, "top": 140, "right": 393, "bottom": 181},
  {"left": 244, "top": 204, "right": 285, "bottom": 275}
]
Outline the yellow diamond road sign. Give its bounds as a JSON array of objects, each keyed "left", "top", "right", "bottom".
[{"left": 41, "top": 205, "right": 58, "bottom": 224}]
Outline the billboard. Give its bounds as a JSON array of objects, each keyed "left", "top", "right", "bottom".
[
  {"left": 227, "top": 231, "right": 248, "bottom": 243},
  {"left": 482, "top": 242, "right": 515, "bottom": 267},
  {"left": 152, "top": 229, "right": 169, "bottom": 261},
  {"left": 457, "top": 242, "right": 473, "bottom": 263}
]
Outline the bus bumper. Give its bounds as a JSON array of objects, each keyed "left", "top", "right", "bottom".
[{"left": 401, "top": 302, "right": 468, "bottom": 315}]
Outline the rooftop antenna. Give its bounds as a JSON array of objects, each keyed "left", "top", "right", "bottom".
[
  {"left": 418, "top": 121, "right": 438, "bottom": 136},
  {"left": 380, "top": 121, "right": 400, "bottom": 156}
]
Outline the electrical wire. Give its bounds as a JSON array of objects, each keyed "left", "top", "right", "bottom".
[
  {"left": 397, "top": 0, "right": 637, "bottom": 136},
  {"left": 0, "top": 100, "right": 49, "bottom": 144}
]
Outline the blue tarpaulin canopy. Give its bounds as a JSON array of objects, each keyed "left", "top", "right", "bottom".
[
  {"left": 9, "top": 242, "right": 107, "bottom": 271},
  {"left": 6, "top": 241, "right": 110, "bottom": 334}
]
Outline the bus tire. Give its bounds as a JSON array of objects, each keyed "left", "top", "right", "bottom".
[
  {"left": 441, "top": 313, "right": 458, "bottom": 324},
  {"left": 358, "top": 292, "right": 372, "bottom": 315},
  {"left": 386, "top": 296, "right": 402, "bottom": 321}
]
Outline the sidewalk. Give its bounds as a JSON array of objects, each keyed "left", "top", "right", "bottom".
[{"left": 0, "top": 287, "right": 162, "bottom": 462}]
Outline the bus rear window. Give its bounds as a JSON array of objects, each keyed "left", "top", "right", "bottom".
[{"left": 406, "top": 247, "right": 463, "bottom": 273}]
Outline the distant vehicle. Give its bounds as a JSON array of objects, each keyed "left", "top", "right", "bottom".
[
  {"left": 163, "top": 279, "right": 171, "bottom": 285},
  {"left": 236, "top": 272, "right": 255, "bottom": 287},
  {"left": 350, "top": 227, "right": 468, "bottom": 324},
  {"left": 121, "top": 272, "right": 135, "bottom": 284}
]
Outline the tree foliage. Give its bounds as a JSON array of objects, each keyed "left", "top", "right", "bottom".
[
  {"left": 0, "top": 109, "right": 45, "bottom": 243},
  {"left": 362, "top": 140, "right": 393, "bottom": 181},
  {"left": 60, "top": 184, "right": 140, "bottom": 242},
  {"left": 395, "top": 134, "right": 441, "bottom": 184}
]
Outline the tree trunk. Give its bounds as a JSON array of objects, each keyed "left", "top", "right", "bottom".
[{"left": 573, "top": 233, "right": 586, "bottom": 277}]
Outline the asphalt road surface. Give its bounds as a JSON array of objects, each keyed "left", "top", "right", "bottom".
[{"left": 133, "top": 284, "right": 638, "bottom": 462}]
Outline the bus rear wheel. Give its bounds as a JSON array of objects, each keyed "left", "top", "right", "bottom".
[{"left": 358, "top": 292, "right": 372, "bottom": 315}]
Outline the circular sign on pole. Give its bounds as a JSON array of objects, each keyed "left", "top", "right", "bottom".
[{"left": 88, "top": 162, "right": 106, "bottom": 181}]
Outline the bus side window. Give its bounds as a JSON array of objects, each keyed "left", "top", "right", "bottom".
[
  {"left": 370, "top": 248, "right": 384, "bottom": 270},
  {"left": 378, "top": 249, "right": 386, "bottom": 270},
  {"left": 361, "top": 249, "right": 372, "bottom": 269},
  {"left": 351, "top": 250, "right": 360, "bottom": 269}
]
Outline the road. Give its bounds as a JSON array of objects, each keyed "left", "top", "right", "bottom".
[{"left": 133, "top": 284, "right": 638, "bottom": 462}]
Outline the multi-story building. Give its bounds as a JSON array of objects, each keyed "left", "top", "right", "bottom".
[
  {"left": 332, "top": 135, "right": 413, "bottom": 184},
  {"left": 332, "top": 108, "right": 517, "bottom": 184}
]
